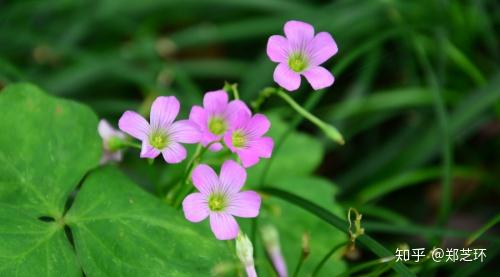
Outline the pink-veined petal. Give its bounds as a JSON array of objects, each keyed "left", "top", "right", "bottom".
[
  {"left": 169, "top": 120, "right": 201, "bottom": 144},
  {"left": 238, "top": 149, "right": 260, "bottom": 168},
  {"left": 267, "top": 35, "right": 289, "bottom": 63},
  {"left": 226, "top": 100, "right": 251, "bottom": 127},
  {"left": 188, "top": 105, "right": 208, "bottom": 130},
  {"left": 140, "top": 140, "right": 161, "bottom": 159},
  {"left": 309, "top": 31, "right": 338, "bottom": 66},
  {"left": 192, "top": 164, "right": 219, "bottom": 195},
  {"left": 203, "top": 90, "right": 228, "bottom": 115},
  {"left": 245, "top": 114, "right": 271, "bottom": 138},
  {"left": 227, "top": 191, "right": 261, "bottom": 218},
  {"left": 219, "top": 160, "right": 246, "bottom": 194},
  {"left": 209, "top": 213, "right": 239, "bottom": 240},
  {"left": 303, "top": 66, "right": 334, "bottom": 90},
  {"left": 150, "top": 96, "right": 180, "bottom": 129},
  {"left": 250, "top": 137, "right": 274, "bottom": 158},
  {"left": 284, "top": 20, "right": 314, "bottom": 46},
  {"left": 228, "top": 109, "right": 251, "bottom": 131},
  {"left": 273, "top": 63, "right": 301, "bottom": 91},
  {"left": 182, "top": 193, "right": 209, "bottom": 222},
  {"left": 161, "top": 142, "right": 187, "bottom": 163},
  {"left": 118, "top": 111, "right": 150, "bottom": 140}
]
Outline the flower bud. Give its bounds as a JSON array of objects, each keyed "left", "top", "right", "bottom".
[
  {"left": 236, "top": 232, "right": 257, "bottom": 277},
  {"left": 261, "top": 225, "right": 288, "bottom": 277}
]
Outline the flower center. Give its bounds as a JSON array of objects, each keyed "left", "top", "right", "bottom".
[
  {"left": 208, "top": 193, "right": 227, "bottom": 212},
  {"left": 149, "top": 131, "right": 169, "bottom": 150},
  {"left": 107, "top": 136, "right": 123, "bottom": 152},
  {"left": 288, "top": 52, "right": 308, "bottom": 73},
  {"left": 231, "top": 130, "right": 246, "bottom": 148},
  {"left": 208, "top": 117, "right": 227, "bottom": 136}
]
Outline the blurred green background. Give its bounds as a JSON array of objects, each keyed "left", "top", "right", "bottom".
[{"left": 1, "top": 0, "right": 499, "bottom": 276}]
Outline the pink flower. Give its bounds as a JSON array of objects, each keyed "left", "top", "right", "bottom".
[
  {"left": 189, "top": 90, "right": 250, "bottom": 151},
  {"left": 98, "top": 119, "right": 126, "bottom": 164},
  {"left": 118, "top": 96, "right": 201, "bottom": 163},
  {"left": 267, "top": 20, "right": 338, "bottom": 91},
  {"left": 182, "top": 160, "right": 261, "bottom": 240},
  {"left": 223, "top": 113, "right": 273, "bottom": 168}
]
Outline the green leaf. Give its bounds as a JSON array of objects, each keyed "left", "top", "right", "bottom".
[
  {"left": 0, "top": 83, "right": 101, "bottom": 218},
  {"left": 0, "top": 83, "right": 233, "bottom": 276},
  {"left": 0, "top": 204, "right": 80, "bottom": 276},
  {"left": 66, "top": 166, "right": 232, "bottom": 276},
  {"left": 0, "top": 83, "right": 100, "bottom": 276}
]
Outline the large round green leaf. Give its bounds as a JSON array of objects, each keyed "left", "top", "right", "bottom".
[
  {"left": 66, "top": 166, "right": 232, "bottom": 276},
  {"left": 0, "top": 83, "right": 233, "bottom": 276}
]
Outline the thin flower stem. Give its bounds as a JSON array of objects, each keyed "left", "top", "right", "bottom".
[
  {"left": 292, "top": 254, "right": 306, "bottom": 277},
  {"left": 311, "top": 241, "right": 348, "bottom": 277},
  {"left": 121, "top": 140, "right": 142, "bottom": 149},
  {"left": 172, "top": 143, "right": 211, "bottom": 208},
  {"left": 275, "top": 89, "right": 345, "bottom": 145},
  {"left": 224, "top": 82, "right": 240, "bottom": 100},
  {"left": 339, "top": 256, "right": 395, "bottom": 277},
  {"left": 165, "top": 144, "right": 203, "bottom": 205},
  {"left": 466, "top": 214, "right": 500, "bottom": 246}
]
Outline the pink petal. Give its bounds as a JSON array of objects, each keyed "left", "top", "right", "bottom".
[
  {"left": 303, "top": 66, "right": 334, "bottom": 90},
  {"left": 273, "top": 63, "right": 301, "bottom": 91},
  {"left": 309, "top": 32, "right": 338, "bottom": 66},
  {"left": 98, "top": 120, "right": 114, "bottom": 140},
  {"left": 182, "top": 193, "right": 209, "bottom": 222},
  {"left": 161, "top": 142, "right": 187, "bottom": 163},
  {"left": 250, "top": 137, "right": 274, "bottom": 158},
  {"left": 227, "top": 191, "right": 261, "bottom": 218},
  {"left": 209, "top": 213, "right": 239, "bottom": 240},
  {"left": 228, "top": 109, "right": 252, "bottom": 130},
  {"left": 201, "top": 132, "right": 219, "bottom": 148},
  {"left": 192, "top": 164, "right": 219, "bottom": 195},
  {"left": 169, "top": 120, "right": 201, "bottom": 144},
  {"left": 238, "top": 149, "right": 260, "bottom": 168},
  {"left": 284, "top": 20, "right": 314, "bottom": 45},
  {"left": 226, "top": 100, "right": 251, "bottom": 127},
  {"left": 150, "top": 96, "right": 180, "bottom": 129},
  {"left": 245, "top": 114, "right": 271, "bottom": 138},
  {"left": 188, "top": 105, "right": 208, "bottom": 129},
  {"left": 267, "top": 35, "right": 289, "bottom": 63},
  {"left": 208, "top": 142, "right": 223, "bottom": 152},
  {"left": 203, "top": 90, "right": 228, "bottom": 115},
  {"left": 140, "top": 140, "right": 161, "bottom": 159},
  {"left": 119, "top": 111, "right": 150, "bottom": 140},
  {"left": 219, "top": 160, "right": 246, "bottom": 194}
]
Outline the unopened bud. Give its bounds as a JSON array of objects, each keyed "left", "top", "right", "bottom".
[
  {"left": 236, "top": 232, "right": 257, "bottom": 277},
  {"left": 261, "top": 225, "right": 288, "bottom": 277}
]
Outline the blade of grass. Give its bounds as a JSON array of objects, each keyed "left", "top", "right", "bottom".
[
  {"left": 259, "top": 187, "right": 416, "bottom": 277},
  {"left": 466, "top": 214, "right": 500, "bottom": 246}
]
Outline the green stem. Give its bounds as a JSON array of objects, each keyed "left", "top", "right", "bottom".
[
  {"left": 275, "top": 89, "right": 345, "bottom": 145},
  {"left": 172, "top": 144, "right": 210, "bottom": 208},
  {"left": 121, "top": 140, "right": 142, "bottom": 149},
  {"left": 466, "top": 214, "right": 500, "bottom": 246},
  {"left": 340, "top": 257, "right": 395, "bottom": 277},
  {"left": 292, "top": 251, "right": 307, "bottom": 277},
  {"left": 312, "top": 241, "right": 348, "bottom": 277},
  {"left": 165, "top": 144, "right": 203, "bottom": 205},
  {"left": 259, "top": 187, "right": 416, "bottom": 276}
]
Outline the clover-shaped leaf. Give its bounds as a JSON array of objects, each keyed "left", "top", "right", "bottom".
[{"left": 0, "top": 84, "right": 231, "bottom": 276}]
